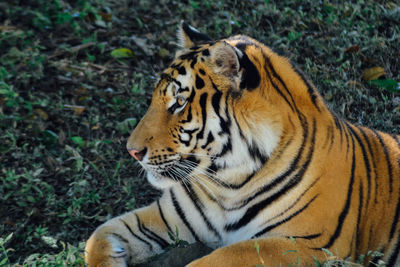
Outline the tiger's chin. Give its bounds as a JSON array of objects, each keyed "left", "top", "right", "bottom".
[{"left": 146, "top": 172, "right": 177, "bottom": 189}]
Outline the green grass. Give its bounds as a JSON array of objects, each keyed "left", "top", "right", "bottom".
[{"left": 0, "top": 0, "right": 399, "bottom": 265}]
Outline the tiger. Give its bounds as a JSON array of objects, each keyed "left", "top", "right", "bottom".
[{"left": 85, "top": 22, "right": 400, "bottom": 267}]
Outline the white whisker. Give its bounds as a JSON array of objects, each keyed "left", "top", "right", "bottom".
[
  {"left": 179, "top": 160, "right": 229, "bottom": 189},
  {"left": 169, "top": 167, "right": 191, "bottom": 192},
  {"left": 175, "top": 161, "right": 226, "bottom": 192},
  {"left": 185, "top": 170, "right": 223, "bottom": 205}
]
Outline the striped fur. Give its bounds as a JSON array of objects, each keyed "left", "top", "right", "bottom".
[{"left": 85, "top": 23, "right": 400, "bottom": 267}]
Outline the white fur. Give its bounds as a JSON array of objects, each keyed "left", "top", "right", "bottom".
[{"left": 180, "top": 132, "right": 190, "bottom": 142}]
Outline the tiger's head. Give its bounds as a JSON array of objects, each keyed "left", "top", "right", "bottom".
[{"left": 127, "top": 22, "right": 293, "bottom": 190}]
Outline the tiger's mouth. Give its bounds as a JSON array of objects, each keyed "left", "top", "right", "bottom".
[
  {"left": 147, "top": 155, "right": 200, "bottom": 181},
  {"left": 137, "top": 151, "right": 220, "bottom": 190},
  {"left": 138, "top": 153, "right": 200, "bottom": 181}
]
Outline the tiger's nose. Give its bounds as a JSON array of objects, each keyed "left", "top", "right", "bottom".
[{"left": 127, "top": 147, "right": 147, "bottom": 161}]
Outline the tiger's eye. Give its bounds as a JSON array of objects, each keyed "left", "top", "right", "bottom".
[{"left": 177, "top": 96, "right": 186, "bottom": 106}]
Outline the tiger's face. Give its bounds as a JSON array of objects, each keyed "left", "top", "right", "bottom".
[{"left": 127, "top": 25, "right": 283, "bottom": 190}]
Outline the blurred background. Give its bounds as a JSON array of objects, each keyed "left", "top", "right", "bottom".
[{"left": 0, "top": 0, "right": 399, "bottom": 265}]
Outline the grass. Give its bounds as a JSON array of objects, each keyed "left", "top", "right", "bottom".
[{"left": 0, "top": 0, "right": 399, "bottom": 266}]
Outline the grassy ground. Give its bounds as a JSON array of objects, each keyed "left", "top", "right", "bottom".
[{"left": 0, "top": 0, "right": 399, "bottom": 266}]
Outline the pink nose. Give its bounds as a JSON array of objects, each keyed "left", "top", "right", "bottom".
[{"left": 127, "top": 148, "right": 147, "bottom": 161}]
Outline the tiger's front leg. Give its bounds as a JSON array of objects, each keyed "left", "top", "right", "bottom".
[{"left": 85, "top": 197, "right": 193, "bottom": 267}]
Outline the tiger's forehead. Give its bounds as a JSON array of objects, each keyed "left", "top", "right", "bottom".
[
  {"left": 169, "top": 45, "right": 211, "bottom": 76},
  {"left": 155, "top": 45, "right": 212, "bottom": 97}
]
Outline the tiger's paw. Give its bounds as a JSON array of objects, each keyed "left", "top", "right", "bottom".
[{"left": 85, "top": 231, "right": 128, "bottom": 267}]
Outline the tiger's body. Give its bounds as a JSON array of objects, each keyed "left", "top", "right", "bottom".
[{"left": 85, "top": 23, "right": 400, "bottom": 266}]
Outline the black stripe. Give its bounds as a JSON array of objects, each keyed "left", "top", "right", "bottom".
[
  {"left": 373, "top": 130, "right": 393, "bottom": 193},
  {"left": 262, "top": 55, "right": 295, "bottom": 112},
  {"left": 168, "top": 101, "right": 182, "bottom": 114},
  {"left": 347, "top": 124, "right": 371, "bottom": 209},
  {"left": 356, "top": 180, "right": 363, "bottom": 252},
  {"left": 342, "top": 120, "right": 351, "bottom": 158},
  {"left": 179, "top": 106, "right": 193, "bottom": 123},
  {"left": 248, "top": 139, "right": 268, "bottom": 165},
  {"left": 190, "top": 56, "right": 198, "bottom": 69},
  {"left": 135, "top": 214, "right": 169, "bottom": 249},
  {"left": 367, "top": 227, "right": 374, "bottom": 255},
  {"left": 387, "top": 234, "right": 400, "bottom": 266},
  {"left": 178, "top": 136, "right": 191, "bottom": 147},
  {"left": 221, "top": 92, "right": 232, "bottom": 135},
  {"left": 271, "top": 131, "right": 294, "bottom": 162},
  {"left": 266, "top": 176, "right": 321, "bottom": 223},
  {"left": 211, "top": 86, "right": 222, "bottom": 118},
  {"left": 318, "top": 131, "right": 356, "bottom": 249},
  {"left": 195, "top": 74, "right": 205, "bottom": 90},
  {"left": 289, "top": 233, "right": 321, "bottom": 240},
  {"left": 179, "top": 51, "right": 198, "bottom": 61},
  {"left": 215, "top": 138, "right": 232, "bottom": 157},
  {"left": 160, "top": 73, "right": 182, "bottom": 89},
  {"left": 225, "top": 118, "right": 316, "bottom": 230},
  {"left": 389, "top": 192, "right": 400, "bottom": 240},
  {"left": 327, "top": 124, "right": 335, "bottom": 152},
  {"left": 263, "top": 53, "right": 299, "bottom": 112},
  {"left": 262, "top": 52, "right": 300, "bottom": 113},
  {"left": 196, "top": 93, "right": 208, "bottom": 140},
  {"left": 334, "top": 116, "right": 343, "bottom": 145},
  {"left": 201, "top": 49, "right": 210, "bottom": 56},
  {"left": 119, "top": 219, "right": 153, "bottom": 251},
  {"left": 235, "top": 44, "right": 260, "bottom": 90},
  {"left": 201, "top": 132, "right": 214, "bottom": 149},
  {"left": 253, "top": 194, "right": 318, "bottom": 238},
  {"left": 178, "top": 65, "right": 186, "bottom": 75},
  {"left": 358, "top": 127, "right": 379, "bottom": 204},
  {"left": 182, "top": 184, "right": 221, "bottom": 240},
  {"left": 292, "top": 66, "right": 321, "bottom": 112},
  {"left": 178, "top": 86, "right": 190, "bottom": 93},
  {"left": 187, "top": 87, "right": 196, "bottom": 103},
  {"left": 389, "top": 140, "right": 400, "bottom": 241},
  {"left": 322, "top": 124, "right": 333, "bottom": 150},
  {"left": 170, "top": 188, "right": 200, "bottom": 241},
  {"left": 210, "top": 81, "right": 231, "bottom": 135},
  {"left": 270, "top": 115, "right": 295, "bottom": 162},
  {"left": 157, "top": 200, "right": 172, "bottom": 234}
]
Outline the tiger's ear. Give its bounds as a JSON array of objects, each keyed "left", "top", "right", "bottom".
[
  {"left": 210, "top": 41, "right": 242, "bottom": 77},
  {"left": 178, "top": 21, "right": 211, "bottom": 49}
]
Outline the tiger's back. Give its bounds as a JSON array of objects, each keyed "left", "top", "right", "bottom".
[{"left": 85, "top": 23, "right": 400, "bottom": 267}]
